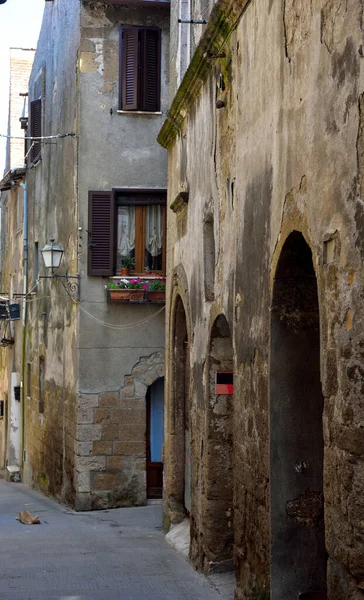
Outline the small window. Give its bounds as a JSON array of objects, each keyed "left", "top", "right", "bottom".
[
  {"left": 88, "top": 190, "right": 166, "bottom": 276},
  {"left": 33, "top": 242, "right": 39, "bottom": 288},
  {"left": 39, "top": 357, "right": 45, "bottom": 414},
  {"left": 119, "top": 27, "right": 161, "bottom": 112},
  {"left": 27, "top": 362, "right": 31, "bottom": 398}
]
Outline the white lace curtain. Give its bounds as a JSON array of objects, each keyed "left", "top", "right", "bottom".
[
  {"left": 145, "top": 205, "right": 163, "bottom": 257},
  {"left": 117, "top": 204, "right": 163, "bottom": 260},
  {"left": 117, "top": 206, "right": 135, "bottom": 258}
]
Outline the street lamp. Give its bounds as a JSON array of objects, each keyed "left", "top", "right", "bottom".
[
  {"left": 40, "top": 237, "right": 80, "bottom": 299},
  {"left": 40, "top": 238, "right": 64, "bottom": 272}
]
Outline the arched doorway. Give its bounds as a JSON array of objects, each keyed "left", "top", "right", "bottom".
[
  {"left": 171, "top": 295, "right": 190, "bottom": 518},
  {"left": 146, "top": 377, "right": 164, "bottom": 499},
  {"left": 203, "top": 314, "right": 234, "bottom": 572},
  {"left": 270, "top": 231, "right": 326, "bottom": 599}
]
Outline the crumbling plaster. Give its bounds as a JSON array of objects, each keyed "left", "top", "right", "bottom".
[{"left": 163, "top": 0, "right": 364, "bottom": 597}]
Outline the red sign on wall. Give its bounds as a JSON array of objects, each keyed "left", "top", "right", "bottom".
[{"left": 215, "top": 372, "right": 233, "bottom": 395}]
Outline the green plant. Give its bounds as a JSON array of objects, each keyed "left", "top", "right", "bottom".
[
  {"left": 105, "top": 278, "right": 147, "bottom": 290},
  {"left": 148, "top": 279, "right": 166, "bottom": 292},
  {"left": 120, "top": 256, "right": 135, "bottom": 269}
]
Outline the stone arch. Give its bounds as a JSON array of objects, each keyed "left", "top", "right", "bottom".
[
  {"left": 202, "top": 313, "right": 234, "bottom": 573},
  {"left": 270, "top": 231, "right": 326, "bottom": 600},
  {"left": 125, "top": 351, "right": 165, "bottom": 398},
  {"left": 118, "top": 351, "right": 165, "bottom": 505},
  {"left": 167, "top": 269, "right": 192, "bottom": 525}
]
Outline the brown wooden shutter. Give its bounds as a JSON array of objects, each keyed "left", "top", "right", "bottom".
[
  {"left": 88, "top": 191, "right": 115, "bottom": 276},
  {"left": 141, "top": 29, "right": 161, "bottom": 112},
  {"left": 30, "top": 99, "right": 42, "bottom": 163},
  {"left": 121, "top": 27, "right": 138, "bottom": 110}
]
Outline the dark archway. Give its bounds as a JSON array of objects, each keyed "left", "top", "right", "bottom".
[
  {"left": 203, "top": 314, "right": 234, "bottom": 573},
  {"left": 270, "top": 231, "right": 326, "bottom": 599},
  {"left": 171, "top": 295, "right": 190, "bottom": 519}
]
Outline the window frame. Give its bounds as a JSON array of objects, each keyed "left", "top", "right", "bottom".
[
  {"left": 119, "top": 26, "right": 161, "bottom": 112},
  {"left": 88, "top": 188, "right": 167, "bottom": 277},
  {"left": 114, "top": 188, "right": 166, "bottom": 274},
  {"left": 29, "top": 98, "right": 42, "bottom": 164}
]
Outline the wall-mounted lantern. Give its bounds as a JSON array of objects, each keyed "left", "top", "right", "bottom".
[
  {"left": 40, "top": 238, "right": 64, "bottom": 272},
  {"left": 40, "top": 237, "right": 80, "bottom": 299}
]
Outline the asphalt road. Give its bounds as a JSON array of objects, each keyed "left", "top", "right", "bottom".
[{"left": 0, "top": 481, "right": 226, "bottom": 600}]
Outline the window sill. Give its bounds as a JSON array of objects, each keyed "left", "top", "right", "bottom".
[{"left": 116, "top": 110, "right": 162, "bottom": 116}]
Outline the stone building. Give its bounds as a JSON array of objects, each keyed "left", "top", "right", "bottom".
[
  {"left": 0, "top": 0, "right": 169, "bottom": 510},
  {"left": 0, "top": 47, "right": 35, "bottom": 473},
  {"left": 159, "top": 0, "right": 364, "bottom": 599}
]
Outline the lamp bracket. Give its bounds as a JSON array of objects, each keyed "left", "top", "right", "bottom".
[{"left": 39, "top": 273, "right": 80, "bottom": 300}]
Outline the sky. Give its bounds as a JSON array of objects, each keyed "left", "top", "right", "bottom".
[{"left": 0, "top": 0, "right": 45, "bottom": 175}]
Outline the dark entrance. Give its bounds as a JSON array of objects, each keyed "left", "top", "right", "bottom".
[
  {"left": 203, "top": 314, "right": 234, "bottom": 572},
  {"left": 171, "top": 295, "right": 190, "bottom": 518},
  {"left": 270, "top": 231, "right": 326, "bottom": 599},
  {"left": 146, "top": 377, "right": 164, "bottom": 499}
]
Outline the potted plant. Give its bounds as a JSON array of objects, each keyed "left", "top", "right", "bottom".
[
  {"left": 147, "top": 278, "right": 166, "bottom": 302},
  {"left": 119, "top": 256, "right": 135, "bottom": 276},
  {"left": 105, "top": 278, "right": 147, "bottom": 302}
]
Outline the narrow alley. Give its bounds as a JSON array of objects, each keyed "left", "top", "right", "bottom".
[{"left": 0, "top": 481, "right": 231, "bottom": 600}]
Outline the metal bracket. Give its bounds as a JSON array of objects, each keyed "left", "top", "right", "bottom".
[{"left": 39, "top": 273, "right": 80, "bottom": 301}]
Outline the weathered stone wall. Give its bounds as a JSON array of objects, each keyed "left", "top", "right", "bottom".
[
  {"left": 75, "top": 352, "right": 164, "bottom": 510},
  {"left": 163, "top": 0, "right": 364, "bottom": 598},
  {"left": 24, "top": 0, "right": 80, "bottom": 505}
]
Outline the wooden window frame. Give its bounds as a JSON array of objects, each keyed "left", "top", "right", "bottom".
[
  {"left": 119, "top": 26, "right": 161, "bottom": 112},
  {"left": 88, "top": 189, "right": 167, "bottom": 277},
  {"left": 114, "top": 189, "right": 166, "bottom": 275}
]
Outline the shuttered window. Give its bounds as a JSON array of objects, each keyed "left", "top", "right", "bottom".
[
  {"left": 30, "top": 99, "right": 42, "bottom": 163},
  {"left": 88, "top": 191, "right": 115, "bottom": 276},
  {"left": 88, "top": 190, "right": 166, "bottom": 276},
  {"left": 120, "top": 27, "right": 161, "bottom": 112}
]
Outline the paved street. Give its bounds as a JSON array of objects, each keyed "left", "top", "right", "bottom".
[{"left": 0, "top": 481, "right": 228, "bottom": 600}]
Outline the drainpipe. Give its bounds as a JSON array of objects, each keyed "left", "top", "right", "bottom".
[{"left": 19, "top": 181, "right": 27, "bottom": 470}]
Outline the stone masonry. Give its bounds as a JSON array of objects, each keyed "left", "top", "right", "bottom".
[{"left": 75, "top": 352, "right": 164, "bottom": 511}]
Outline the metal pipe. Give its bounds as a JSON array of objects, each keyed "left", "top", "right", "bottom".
[
  {"left": 19, "top": 181, "right": 27, "bottom": 472},
  {"left": 20, "top": 182, "right": 28, "bottom": 320},
  {"left": 178, "top": 18, "right": 207, "bottom": 24}
]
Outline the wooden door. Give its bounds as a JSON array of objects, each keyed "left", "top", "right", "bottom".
[{"left": 147, "top": 378, "right": 164, "bottom": 499}]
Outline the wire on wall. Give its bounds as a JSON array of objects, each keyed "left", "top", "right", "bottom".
[
  {"left": 21, "top": 280, "right": 166, "bottom": 331},
  {"left": 0, "top": 132, "right": 77, "bottom": 141}
]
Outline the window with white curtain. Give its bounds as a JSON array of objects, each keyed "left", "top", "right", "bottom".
[{"left": 115, "top": 191, "right": 166, "bottom": 273}]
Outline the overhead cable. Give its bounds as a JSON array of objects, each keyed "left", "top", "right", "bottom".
[{"left": 0, "top": 132, "right": 77, "bottom": 141}]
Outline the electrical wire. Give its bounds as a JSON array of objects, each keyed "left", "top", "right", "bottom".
[
  {"left": 23, "top": 278, "right": 166, "bottom": 330},
  {"left": 0, "top": 132, "right": 76, "bottom": 141},
  {"left": 77, "top": 302, "right": 165, "bottom": 330}
]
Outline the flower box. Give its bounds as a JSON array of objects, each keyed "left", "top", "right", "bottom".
[
  {"left": 108, "top": 289, "right": 145, "bottom": 302},
  {"left": 147, "top": 290, "right": 165, "bottom": 302}
]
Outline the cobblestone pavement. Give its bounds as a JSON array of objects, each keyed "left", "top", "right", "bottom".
[{"left": 0, "top": 481, "right": 232, "bottom": 600}]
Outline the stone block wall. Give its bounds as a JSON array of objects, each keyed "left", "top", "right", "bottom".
[
  {"left": 161, "top": 0, "right": 364, "bottom": 598},
  {"left": 75, "top": 352, "right": 164, "bottom": 511}
]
